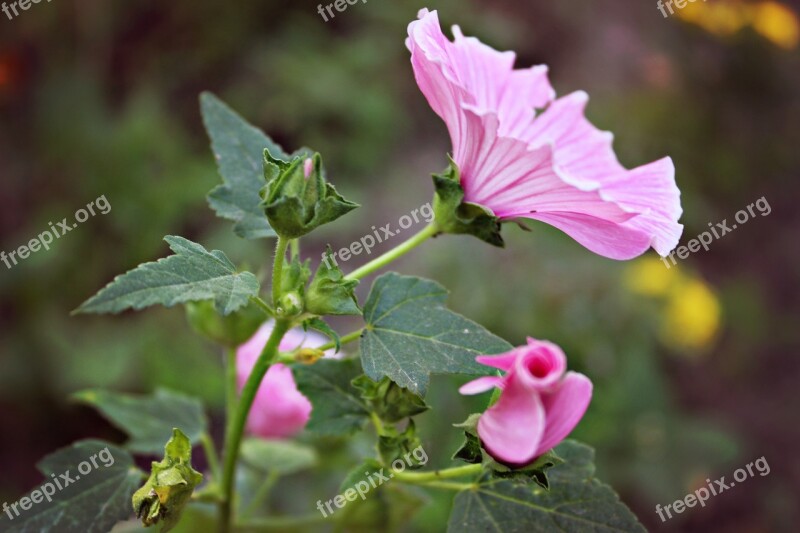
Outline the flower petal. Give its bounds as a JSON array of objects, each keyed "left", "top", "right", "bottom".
[
  {"left": 513, "top": 338, "right": 567, "bottom": 390},
  {"left": 459, "top": 376, "right": 504, "bottom": 395},
  {"left": 246, "top": 363, "right": 312, "bottom": 439},
  {"left": 476, "top": 350, "right": 519, "bottom": 372},
  {"left": 477, "top": 376, "right": 545, "bottom": 466},
  {"left": 535, "top": 372, "right": 593, "bottom": 456}
]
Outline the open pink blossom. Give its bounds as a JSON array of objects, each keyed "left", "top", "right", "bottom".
[
  {"left": 460, "top": 337, "right": 592, "bottom": 466},
  {"left": 237, "top": 322, "right": 333, "bottom": 439},
  {"left": 407, "top": 9, "right": 682, "bottom": 260}
]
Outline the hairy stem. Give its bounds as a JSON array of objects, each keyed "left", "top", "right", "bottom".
[
  {"left": 344, "top": 222, "right": 438, "bottom": 281},
  {"left": 317, "top": 328, "right": 363, "bottom": 352},
  {"left": 392, "top": 463, "right": 483, "bottom": 483},
  {"left": 271, "top": 237, "right": 289, "bottom": 306},
  {"left": 219, "top": 319, "right": 291, "bottom": 533}
]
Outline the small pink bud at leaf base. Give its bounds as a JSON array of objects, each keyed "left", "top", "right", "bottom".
[{"left": 303, "top": 158, "right": 313, "bottom": 179}]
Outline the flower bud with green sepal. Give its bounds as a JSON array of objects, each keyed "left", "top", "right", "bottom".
[
  {"left": 432, "top": 157, "right": 504, "bottom": 247},
  {"left": 132, "top": 428, "right": 204, "bottom": 532},
  {"left": 185, "top": 300, "right": 266, "bottom": 347},
  {"left": 261, "top": 151, "right": 359, "bottom": 239},
  {"left": 305, "top": 246, "right": 361, "bottom": 316},
  {"left": 452, "top": 414, "right": 563, "bottom": 489},
  {"left": 352, "top": 375, "right": 429, "bottom": 424}
]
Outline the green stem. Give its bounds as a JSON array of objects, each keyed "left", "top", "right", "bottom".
[
  {"left": 250, "top": 296, "right": 274, "bottom": 317},
  {"left": 242, "top": 471, "right": 280, "bottom": 519},
  {"left": 226, "top": 348, "right": 238, "bottom": 430},
  {"left": 201, "top": 432, "right": 222, "bottom": 483},
  {"left": 219, "top": 319, "right": 291, "bottom": 533},
  {"left": 392, "top": 463, "right": 482, "bottom": 483},
  {"left": 271, "top": 237, "right": 289, "bottom": 306},
  {"left": 289, "top": 239, "right": 300, "bottom": 260},
  {"left": 344, "top": 222, "right": 438, "bottom": 281},
  {"left": 408, "top": 480, "right": 476, "bottom": 491},
  {"left": 317, "top": 328, "right": 363, "bottom": 352},
  {"left": 234, "top": 513, "right": 328, "bottom": 532}
]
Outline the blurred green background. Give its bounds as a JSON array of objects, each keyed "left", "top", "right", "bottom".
[{"left": 1, "top": 0, "right": 798, "bottom": 531}]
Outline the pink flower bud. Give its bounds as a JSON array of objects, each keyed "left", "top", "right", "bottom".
[
  {"left": 460, "top": 337, "right": 592, "bottom": 466},
  {"left": 236, "top": 321, "right": 333, "bottom": 439}
]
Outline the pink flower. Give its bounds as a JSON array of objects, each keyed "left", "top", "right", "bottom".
[
  {"left": 460, "top": 338, "right": 592, "bottom": 466},
  {"left": 407, "top": 9, "right": 682, "bottom": 260},
  {"left": 236, "top": 322, "right": 333, "bottom": 439}
]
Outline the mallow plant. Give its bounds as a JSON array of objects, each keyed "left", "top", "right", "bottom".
[{"left": 1, "top": 8, "right": 682, "bottom": 533}]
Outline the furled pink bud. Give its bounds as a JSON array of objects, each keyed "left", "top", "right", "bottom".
[{"left": 460, "top": 337, "right": 592, "bottom": 466}]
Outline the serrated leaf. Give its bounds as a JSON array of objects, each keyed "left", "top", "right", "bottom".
[
  {"left": 447, "top": 440, "right": 646, "bottom": 533},
  {"left": 361, "top": 273, "right": 512, "bottom": 396},
  {"left": 200, "top": 92, "right": 288, "bottom": 239},
  {"left": 240, "top": 439, "right": 317, "bottom": 475},
  {"left": 72, "top": 389, "right": 207, "bottom": 455},
  {"left": 75, "top": 236, "right": 260, "bottom": 316},
  {"left": 291, "top": 359, "right": 369, "bottom": 436},
  {"left": 0, "top": 441, "right": 143, "bottom": 533}
]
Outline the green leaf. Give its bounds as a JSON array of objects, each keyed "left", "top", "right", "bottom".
[
  {"left": 72, "top": 389, "right": 207, "bottom": 455},
  {"left": 433, "top": 158, "right": 504, "bottom": 247},
  {"left": 305, "top": 246, "right": 361, "bottom": 316},
  {"left": 240, "top": 439, "right": 318, "bottom": 475},
  {"left": 361, "top": 273, "right": 512, "bottom": 396},
  {"left": 200, "top": 92, "right": 287, "bottom": 239},
  {"left": 447, "top": 440, "right": 646, "bottom": 533},
  {"left": 291, "top": 359, "right": 369, "bottom": 436},
  {"left": 133, "top": 429, "right": 204, "bottom": 533},
  {"left": 0, "top": 441, "right": 143, "bottom": 533},
  {"left": 75, "top": 236, "right": 260, "bottom": 316}
]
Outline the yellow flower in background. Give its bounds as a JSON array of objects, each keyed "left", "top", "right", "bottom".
[
  {"left": 624, "top": 258, "right": 722, "bottom": 352},
  {"left": 751, "top": 1, "right": 800, "bottom": 48},
  {"left": 661, "top": 279, "right": 722, "bottom": 351},
  {"left": 676, "top": 0, "right": 799, "bottom": 49},
  {"left": 625, "top": 256, "right": 679, "bottom": 297}
]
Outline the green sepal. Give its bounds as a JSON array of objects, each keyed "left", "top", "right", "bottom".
[
  {"left": 185, "top": 299, "right": 267, "bottom": 347},
  {"left": 262, "top": 152, "right": 359, "bottom": 239},
  {"left": 377, "top": 420, "right": 426, "bottom": 469},
  {"left": 280, "top": 256, "right": 312, "bottom": 295},
  {"left": 352, "top": 375, "right": 429, "bottom": 424},
  {"left": 432, "top": 157, "right": 504, "bottom": 247},
  {"left": 304, "top": 317, "right": 341, "bottom": 353},
  {"left": 452, "top": 414, "right": 563, "bottom": 489},
  {"left": 305, "top": 246, "right": 361, "bottom": 316},
  {"left": 132, "top": 428, "right": 204, "bottom": 532}
]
